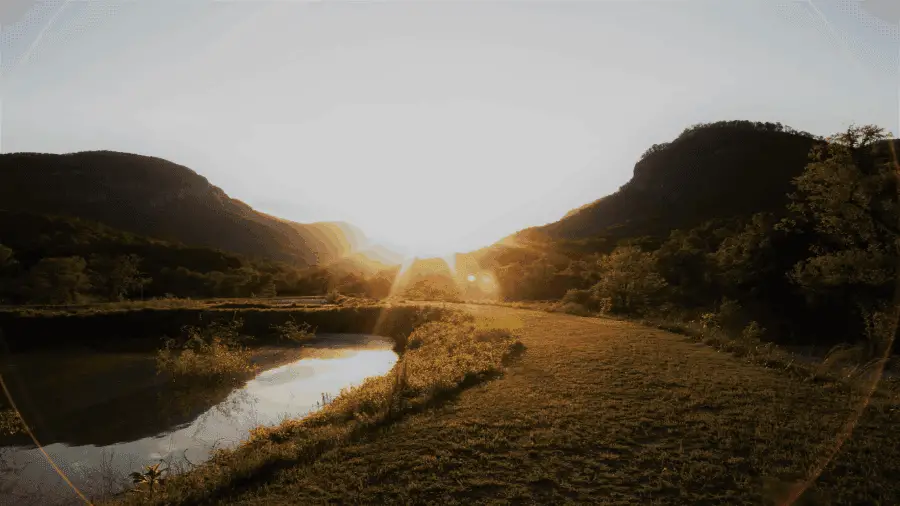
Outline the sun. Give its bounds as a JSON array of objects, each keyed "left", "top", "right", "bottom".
[{"left": 467, "top": 274, "right": 476, "bottom": 282}]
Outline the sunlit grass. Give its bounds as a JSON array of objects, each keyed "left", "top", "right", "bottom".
[
  {"left": 156, "top": 320, "right": 257, "bottom": 384},
  {"left": 110, "top": 309, "right": 523, "bottom": 505}
]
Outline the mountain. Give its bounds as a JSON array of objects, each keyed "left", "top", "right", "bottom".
[
  {"left": 0, "top": 150, "right": 364, "bottom": 267},
  {"left": 527, "top": 121, "right": 821, "bottom": 246}
]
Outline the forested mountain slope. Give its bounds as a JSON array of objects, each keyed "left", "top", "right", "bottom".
[{"left": 0, "top": 151, "right": 363, "bottom": 266}]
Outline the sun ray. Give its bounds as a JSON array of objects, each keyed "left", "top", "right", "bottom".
[{"left": 441, "top": 253, "right": 457, "bottom": 275}]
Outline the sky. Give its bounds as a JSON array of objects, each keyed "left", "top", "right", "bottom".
[{"left": 2, "top": 0, "right": 899, "bottom": 258}]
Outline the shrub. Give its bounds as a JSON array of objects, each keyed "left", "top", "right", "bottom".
[
  {"left": 157, "top": 320, "right": 256, "bottom": 384},
  {"left": 717, "top": 298, "right": 743, "bottom": 331},
  {"left": 699, "top": 312, "right": 720, "bottom": 334},
  {"left": 559, "top": 302, "right": 590, "bottom": 317},
  {"left": 270, "top": 318, "right": 316, "bottom": 343},
  {"left": 741, "top": 321, "right": 766, "bottom": 341},
  {"left": 324, "top": 290, "right": 343, "bottom": 305},
  {"left": 596, "top": 296, "right": 614, "bottom": 314},
  {"left": 562, "top": 289, "right": 593, "bottom": 307},
  {"left": 861, "top": 305, "right": 897, "bottom": 359},
  {"left": 0, "top": 409, "right": 23, "bottom": 436}
]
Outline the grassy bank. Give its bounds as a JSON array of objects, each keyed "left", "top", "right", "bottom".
[
  {"left": 92, "top": 304, "right": 900, "bottom": 504},
  {"left": 0, "top": 303, "right": 455, "bottom": 450},
  {"left": 110, "top": 311, "right": 524, "bottom": 504}
]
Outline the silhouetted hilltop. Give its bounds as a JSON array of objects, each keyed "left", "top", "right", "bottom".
[
  {"left": 533, "top": 121, "right": 822, "bottom": 244},
  {"left": 0, "top": 150, "right": 361, "bottom": 266}
]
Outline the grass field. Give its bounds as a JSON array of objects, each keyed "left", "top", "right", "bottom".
[{"left": 105, "top": 304, "right": 900, "bottom": 505}]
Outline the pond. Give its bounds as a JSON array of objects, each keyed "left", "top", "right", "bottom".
[{"left": 0, "top": 334, "right": 398, "bottom": 505}]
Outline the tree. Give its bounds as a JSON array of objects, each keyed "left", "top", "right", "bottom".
[
  {"left": 24, "top": 257, "right": 92, "bottom": 304},
  {"left": 363, "top": 272, "right": 395, "bottom": 299},
  {"left": 778, "top": 125, "right": 898, "bottom": 347},
  {"left": 592, "top": 246, "right": 667, "bottom": 314},
  {"left": 655, "top": 227, "right": 719, "bottom": 308},
  {"left": 256, "top": 276, "right": 277, "bottom": 298},
  {"left": 335, "top": 273, "right": 367, "bottom": 296},
  {"left": 89, "top": 254, "right": 151, "bottom": 301},
  {"left": 781, "top": 126, "right": 896, "bottom": 299},
  {"left": 403, "top": 275, "right": 461, "bottom": 302}
]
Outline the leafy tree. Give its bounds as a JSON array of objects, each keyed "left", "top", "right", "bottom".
[
  {"left": 403, "top": 275, "right": 461, "bottom": 302},
  {"left": 256, "top": 276, "right": 278, "bottom": 298},
  {"left": 781, "top": 126, "right": 896, "bottom": 309},
  {"left": 592, "top": 246, "right": 667, "bottom": 314},
  {"left": 89, "top": 254, "right": 151, "bottom": 301},
  {"left": 364, "top": 272, "right": 395, "bottom": 299},
  {"left": 335, "top": 273, "right": 367, "bottom": 296},
  {"left": 655, "top": 227, "right": 720, "bottom": 308},
  {"left": 24, "top": 256, "right": 92, "bottom": 304},
  {"left": 776, "top": 125, "right": 899, "bottom": 348}
]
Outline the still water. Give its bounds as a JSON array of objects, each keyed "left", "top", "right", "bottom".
[{"left": 0, "top": 334, "right": 397, "bottom": 505}]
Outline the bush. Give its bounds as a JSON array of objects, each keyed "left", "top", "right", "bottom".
[
  {"left": 0, "top": 409, "right": 23, "bottom": 436},
  {"left": 559, "top": 302, "right": 591, "bottom": 317},
  {"left": 596, "top": 296, "right": 614, "bottom": 314},
  {"left": 717, "top": 298, "right": 743, "bottom": 331},
  {"left": 741, "top": 321, "right": 766, "bottom": 341},
  {"left": 270, "top": 318, "right": 316, "bottom": 343},
  {"left": 562, "top": 289, "right": 593, "bottom": 307},
  {"left": 699, "top": 312, "right": 720, "bottom": 334},
  {"left": 156, "top": 320, "right": 255, "bottom": 384},
  {"left": 324, "top": 290, "right": 343, "bottom": 305}
]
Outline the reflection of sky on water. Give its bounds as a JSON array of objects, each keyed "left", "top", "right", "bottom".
[{"left": 0, "top": 335, "right": 397, "bottom": 506}]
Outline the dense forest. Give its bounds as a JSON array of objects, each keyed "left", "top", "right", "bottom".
[{"left": 476, "top": 122, "right": 898, "bottom": 354}]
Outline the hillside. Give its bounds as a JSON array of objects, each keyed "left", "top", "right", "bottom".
[
  {"left": 532, "top": 121, "right": 821, "bottom": 244},
  {"left": 0, "top": 209, "right": 404, "bottom": 303},
  {"left": 0, "top": 151, "right": 363, "bottom": 267}
]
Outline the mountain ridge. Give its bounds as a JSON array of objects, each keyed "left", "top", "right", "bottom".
[
  {"left": 518, "top": 120, "right": 823, "bottom": 247},
  {"left": 0, "top": 150, "right": 364, "bottom": 267}
]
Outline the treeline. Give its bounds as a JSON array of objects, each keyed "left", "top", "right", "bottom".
[
  {"left": 640, "top": 120, "right": 820, "bottom": 161},
  {"left": 0, "top": 211, "right": 396, "bottom": 304},
  {"left": 485, "top": 125, "right": 899, "bottom": 352}
]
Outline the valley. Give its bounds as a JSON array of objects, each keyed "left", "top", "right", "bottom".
[{"left": 1, "top": 121, "right": 898, "bottom": 505}]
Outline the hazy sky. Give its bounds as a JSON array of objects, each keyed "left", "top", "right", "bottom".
[{"left": 2, "top": 1, "right": 898, "bottom": 257}]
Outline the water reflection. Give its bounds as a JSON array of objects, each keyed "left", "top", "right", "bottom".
[{"left": 0, "top": 334, "right": 397, "bottom": 505}]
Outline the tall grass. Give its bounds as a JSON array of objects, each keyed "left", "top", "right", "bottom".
[
  {"left": 156, "top": 319, "right": 256, "bottom": 384},
  {"left": 111, "top": 311, "right": 524, "bottom": 505}
]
